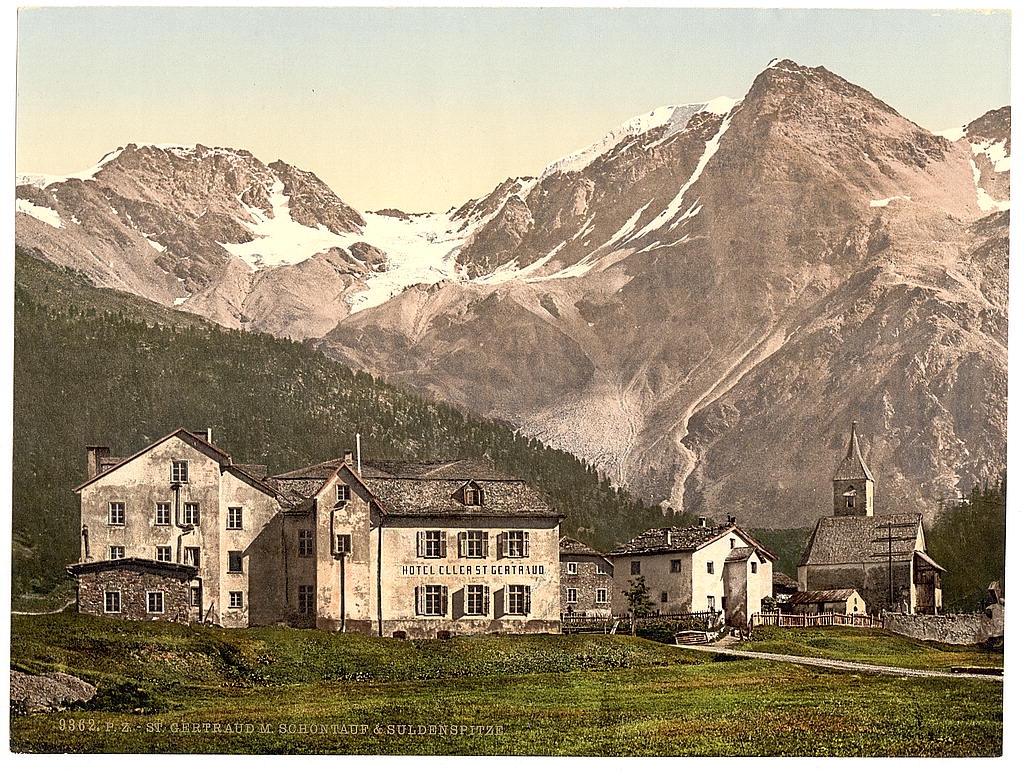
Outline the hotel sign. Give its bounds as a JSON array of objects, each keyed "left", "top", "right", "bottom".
[{"left": 400, "top": 564, "right": 546, "bottom": 576}]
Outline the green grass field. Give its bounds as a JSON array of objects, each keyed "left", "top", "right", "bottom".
[
  {"left": 10, "top": 613, "right": 1003, "bottom": 756},
  {"left": 735, "top": 626, "right": 1003, "bottom": 671}
]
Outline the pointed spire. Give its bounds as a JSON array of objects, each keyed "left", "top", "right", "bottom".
[{"left": 834, "top": 421, "right": 875, "bottom": 482}]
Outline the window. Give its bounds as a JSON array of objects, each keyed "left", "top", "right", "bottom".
[
  {"left": 670, "top": 559, "right": 682, "bottom": 573},
  {"left": 228, "top": 551, "right": 243, "bottom": 573},
  {"left": 108, "top": 502, "right": 125, "bottom": 525},
  {"left": 465, "top": 584, "right": 490, "bottom": 616},
  {"left": 844, "top": 487, "right": 857, "bottom": 508},
  {"left": 507, "top": 585, "right": 531, "bottom": 615},
  {"left": 416, "top": 585, "right": 448, "bottom": 616},
  {"left": 566, "top": 562, "right": 578, "bottom": 575},
  {"left": 729, "top": 538, "right": 736, "bottom": 548},
  {"left": 707, "top": 562, "right": 715, "bottom": 575},
  {"left": 458, "top": 530, "right": 488, "bottom": 558},
  {"left": 336, "top": 484, "right": 351, "bottom": 503},
  {"left": 298, "top": 529, "right": 314, "bottom": 557},
  {"left": 155, "top": 502, "right": 171, "bottom": 526},
  {"left": 630, "top": 560, "right": 641, "bottom": 575},
  {"left": 596, "top": 588, "right": 609, "bottom": 604},
  {"left": 104, "top": 591, "right": 121, "bottom": 613},
  {"left": 707, "top": 595, "right": 716, "bottom": 611},
  {"left": 661, "top": 592, "right": 669, "bottom": 603},
  {"left": 335, "top": 534, "right": 352, "bottom": 554},
  {"left": 501, "top": 531, "right": 529, "bottom": 558},
  {"left": 171, "top": 460, "right": 189, "bottom": 483},
  {"left": 184, "top": 546, "right": 200, "bottom": 567},
  {"left": 464, "top": 486, "right": 482, "bottom": 506},
  {"left": 228, "top": 591, "right": 243, "bottom": 609},
  {"left": 751, "top": 561, "right": 758, "bottom": 574},
  {"left": 182, "top": 502, "right": 200, "bottom": 526},
  {"left": 109, "top": 545, "right": 125, "bottom": 560},
  {"left": 417, "top": 530, "right": 446, "bottom": 558},
  {"left": 596, "top": 562, "right": 611, "bottom": 575},
  {"left": 227, "top": 507, "right": 243, "bottom": 529},
  {"left": 147, "top": 591, "right": 165, "bottom": 614},
  {"left": 298, "top": 585, "right": 315, "bottom": 615},
  {"left": 156, "top": 545, "right": 172, "bottom": 562},
  {"left": 566, "top": 588, "right": 578, "bottom": 603},
  {"left": 190, "top": 584, "right": 202, "bottom": 607}
]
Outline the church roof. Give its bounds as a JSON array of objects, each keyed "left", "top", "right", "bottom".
[
  {"left": 800, "top": 512, "right": 923, "bottom": 566},
  {"left": 833, "top": 422, "right": 875, "bottom": 482}
]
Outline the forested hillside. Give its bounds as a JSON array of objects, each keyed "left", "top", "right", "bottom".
[
  {"left": 927, "top": 478, "right": 1006, "bottom": 612},
  {"left": 12, "top": 250, "right": 687, "bottom": 599}
]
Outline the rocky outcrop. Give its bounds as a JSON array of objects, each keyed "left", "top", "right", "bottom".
[{"left": 10, "top": 670, "right": 96, "bottom": 713}]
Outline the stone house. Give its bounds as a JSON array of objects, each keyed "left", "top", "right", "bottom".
[
  {"left": 783, "top": 588, "right": 866, "bottom": 616},
  {"left": 559, "top": 536, "right": 614, "bottom": 618},
  {"left": 73, "top": 428, "right": 283, "bottom": 627},
  {"left": 70, "top": 429, "right": 563, "bottom": 637},
  {"left": 797, "top": 422, "right": 944, "bottom": 615},
  {"left": 606, "top": 519, "right": 775, "bottom": 627}
]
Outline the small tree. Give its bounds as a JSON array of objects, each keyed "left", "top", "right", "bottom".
[{"left": 623, "top": 576, "right": 656, "bottom": 635}]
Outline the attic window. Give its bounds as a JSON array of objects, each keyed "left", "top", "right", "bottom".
[
  {"left": 751, "top": 561, "right": 758, "bottom": 574},
  {"left": 171, "top": 460, "right": 189, "bottom": 483},
  {"left": 337, "top": 484, "right": 351, "bottom": 503},
  {"left": 463, "top": 485, "right": 483, "bottom": 506}
]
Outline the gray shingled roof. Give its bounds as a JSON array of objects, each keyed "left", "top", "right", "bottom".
[
  {"left": 834, "top": 422, "right": 875, "bottom": 482},
  {"left": 370, "top": 478, "right": 556, "bottom": 518},
  {"left": 273, "top": 458, "right": 521, "bottom": 482},
  {"left": 772, "top": 571, "right": 799, "bottom": 590},
  {"left": 801, "top": 513, "right": 923, "bottom": 565},
  {"left": 609, "top": 525, "right": 730, "bottom": 555},
  {"left": 560, "top": 536, "right": 604, "bottom": 557},
  {"left": 787, "top": 589, "right": 861, "bottom": 604}
]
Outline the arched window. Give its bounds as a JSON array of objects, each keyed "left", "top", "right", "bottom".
[{"left": 844, "top": 486, "right": 857, "bottom": 508}]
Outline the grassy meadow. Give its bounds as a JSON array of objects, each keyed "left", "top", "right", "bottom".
[{"left": 10, "top": 613, "right": 1003, "bottom": 756}]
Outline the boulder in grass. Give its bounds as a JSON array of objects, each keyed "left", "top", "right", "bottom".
[{"left": 10, "top": 670, "right": 96, "bottom": 712}]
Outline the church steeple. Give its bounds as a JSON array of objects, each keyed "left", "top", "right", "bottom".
[{"left": 832, "top": 421, "right": 874, "bottom": 516}]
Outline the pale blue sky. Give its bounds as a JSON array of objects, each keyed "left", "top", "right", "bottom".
[{"left": 16, "top": 7, "right": 1012, "bottom": 211}]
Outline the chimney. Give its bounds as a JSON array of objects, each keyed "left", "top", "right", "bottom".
[
  {"left": 206, "top": 427, "right": 213, "bottom": 444},
  {"left": 344, "top": 450, "right": 353, "bottom": 463},
  {"left": 728, "top": 515, "right": 736, "bottom": 525},
  {"left": 85, "top": 446, "right": 111, "bottom": 480},
  {"left": 697, "top": 516, "right": 707, "bottom": 528},
  {"left": 666, "top": 530, "right": 673, "bottom": 547}
]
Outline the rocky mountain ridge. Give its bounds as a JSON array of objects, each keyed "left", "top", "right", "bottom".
[{"left": 16, "top": 59, "right": 1009, "bottom": 527}]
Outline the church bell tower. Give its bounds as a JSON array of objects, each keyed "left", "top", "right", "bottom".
[{"left": 832, "top": 421, "right": 874, "bottom": 517}]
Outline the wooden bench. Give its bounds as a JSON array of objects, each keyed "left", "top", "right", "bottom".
[{"left": 674, "top": 630, "right": 711, "bottom": 645}]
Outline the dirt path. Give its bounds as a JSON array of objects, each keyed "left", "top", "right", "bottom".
[{"left": 673, "top": 644, "right": 1003, "bottom": 681}]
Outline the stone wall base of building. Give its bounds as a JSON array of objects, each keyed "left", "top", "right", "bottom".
[{"left": 381, "top": 618, "right": 561, "bottom": 639}]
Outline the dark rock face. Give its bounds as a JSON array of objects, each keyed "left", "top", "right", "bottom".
[{"left": 10, "top": 670, "right": 97, "bottom": 712}]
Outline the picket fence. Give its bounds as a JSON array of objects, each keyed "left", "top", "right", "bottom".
[{"left": 750, "top": 611, "right": 882, "bottom": 629}]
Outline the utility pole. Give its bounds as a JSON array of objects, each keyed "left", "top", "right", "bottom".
[{"left": 887, "top": 520, "right": 894, "bottom": 609}]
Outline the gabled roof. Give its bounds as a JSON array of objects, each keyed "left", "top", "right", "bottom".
[
  {"left": 560, "top": 536, "right": 611, "bottom": 563},
  {"left": 834, "top": 421, "right": 875, "bottom": 482},
  {"left": 74, "top": 428, "right": 233, "bottom": 492},
  {"left": 272, "top": 457, "right": 556, "bottom": 519},
  {"left": 787, "top": 589, "right": 861, "bottom": 605},
  {"left": 725, "top": 546, "right": 756, "bottom": 562},
  {"left": 800, "top": 512, "right": 924, "bottom": 566},
  {"left": 772, "top": 571, "right": 799, "bottom": 590},
  {"left": 608, "top": 523, "right": 777, "bottom": 561}
]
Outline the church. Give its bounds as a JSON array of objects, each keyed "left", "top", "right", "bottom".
[{"left": 797, "top": 423, "right": 944, "bottom": 615}]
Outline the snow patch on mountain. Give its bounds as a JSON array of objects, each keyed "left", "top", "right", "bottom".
[
  {"left": 16, "top": 199, "right": 64, "bottom": 228},
  {"left": 541, "top": 99, "right": 736, "bottom": 178},
  {"left": 17, "top": 148, "right": 125, "bottom": 188},
  {"left": 971, "top": 139, "right": 1011, "bottom": 173},
  {"left": 870, "top": 195, "right": 911, "bottom": 207},
  {"left": 628, "top": 109, "right": 735, "bottom": 243}
]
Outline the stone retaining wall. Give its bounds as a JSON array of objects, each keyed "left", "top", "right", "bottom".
[{"left": 882, "top": 610, "right": 1002, "bottom": 646}]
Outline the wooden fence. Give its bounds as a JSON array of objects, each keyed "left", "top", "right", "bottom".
[{"left": 751, "top": 612, "right": 883, "bottom": 629}]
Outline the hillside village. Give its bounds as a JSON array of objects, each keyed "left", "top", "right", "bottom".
[{"left": 68, "top": 421, "right": 971, "bottom": 641}]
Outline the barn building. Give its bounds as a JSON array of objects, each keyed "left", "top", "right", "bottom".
[
  {"left": 606, "top": 519, "right": 775, "bottom": 627},
  {"left": 71, "top": 428, "right": 563, "bottom": 636},
  {"left": 559, "top": 536, "right": 614, "bottom": 618},
  {"left": 797, "top": 422, "right": 944, "bottom": 615}
]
